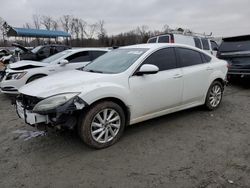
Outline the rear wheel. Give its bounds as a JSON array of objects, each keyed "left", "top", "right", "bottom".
[
  {"left": 205, "top": 81, "right": 223, "bottom": 110},
  {"left": 78, "top": 101, "right": 125, "bottom": 149}
]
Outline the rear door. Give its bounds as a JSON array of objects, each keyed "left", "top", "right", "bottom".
[
  {"left": 176, "top": 47, "right": 212, "bottom": 104},
  {"left": 129, "top": 47, "right": 183, "bottom": 118}
]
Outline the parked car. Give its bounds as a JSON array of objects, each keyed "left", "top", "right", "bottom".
[
  {"left": 147, "top": 33, "right": 219, "bottom": 56},
  {"left": 217, "top": 35, "right": 250, "bottom": 79},
  {"left": 11, "top": 43, "right": 71, "bottom": 62},
  {"left": 0, "top": 49, "right": 10, "bottom": 59},
  {"left": 0, "top": 48, "right": 109, "bottom": 94},
  {"left": 15, "top": 43, "right": 228, "bottom": 149}
]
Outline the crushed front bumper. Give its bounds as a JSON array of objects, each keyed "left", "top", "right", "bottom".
[{"left": 16, "top": 100, "right": 49, "bottom": 125}]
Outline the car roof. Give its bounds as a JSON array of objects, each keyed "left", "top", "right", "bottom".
[{"left": 121, "top": 43, "right": 214, "bottom": 57}]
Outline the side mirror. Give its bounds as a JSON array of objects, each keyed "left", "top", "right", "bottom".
[
  {"left": 58, "top": 59, "right": 69, "bottom": 66},
  {"left": 136, "top": 64, "right": 159, "bottom": 76}
]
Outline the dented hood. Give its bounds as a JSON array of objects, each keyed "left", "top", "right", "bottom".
[
  {"left": 9, "top": 60, "right": 46, "bottom": 70},
  {"left": 19, "top": 70, "right": 114, "bottom": 98}
]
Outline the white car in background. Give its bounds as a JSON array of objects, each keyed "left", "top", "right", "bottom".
[
  {"left": 16, "top": 43, "right": 227, "bottom": 149},
  {"left": 147, "top": 33, "right": 219, "bottom": 56},
  {"left": 0, "top": 48, "right": 109, "bottom": 94}
]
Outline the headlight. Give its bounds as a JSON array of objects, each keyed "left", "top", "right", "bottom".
[
  {"left": 7, "top": 72, "right": 27, "bottom": 80},
  {"left": 33, "top": 93, "right": 80, "bottom": 113}
]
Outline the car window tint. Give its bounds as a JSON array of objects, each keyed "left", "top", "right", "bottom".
[
  {"left": 210, "top": 41, "right": 218, "bottom": 50},
  {"left": 177, "top": 48, "right": 203, "bottom": 67},
  {"left": 142, "top": 48, "right": 177, "bottom": 71},
  {"left": 41, "top": 47, "right": 50, "bottom": 57},
  {"left": 56, "top": 46, "right": 65, "bottom": 52},
  {"left": 201, "top": 53, "right": 212, "bottom": 63},
  {"left": 158, "top": 35, "right": 170, "bottom": 43},
  {"left": 147, "top": 37, "right": 157, "bottom": 43},
  {"left": 201, "top": 38, "right": 210, "bottom": 50},
  {"left": 90, "top": 51, "right": 107, "bottom": 61},
  {"left": 194, "top": 38, "right": 202, "bottom": 49},
  {"left": 66, "top": 51, "right": 90, "bottom": 63}
]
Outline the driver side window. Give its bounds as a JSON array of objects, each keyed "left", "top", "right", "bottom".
[
  {"left": 141, "top": 48, "right": 177, "bottom": 71},
  {"left": 66, "top": 51, "right": 90, "bottom": 63}
]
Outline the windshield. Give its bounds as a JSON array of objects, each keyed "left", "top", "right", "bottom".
[
  {"left": 219, "top": 40, "right": 250, "bottom": 52},
  {"left": 31, "top": 46, "right": 43, "bottom": 53},
  {"left": 83, "top": 48, "right": 148, "bottom": 74},
  {"left": 41, "top": 50, "right": 72, "bottom": 63}
]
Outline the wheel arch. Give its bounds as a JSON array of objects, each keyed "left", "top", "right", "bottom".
[{"left": 86, "top": 97, "right": 131, "bottom": 126}]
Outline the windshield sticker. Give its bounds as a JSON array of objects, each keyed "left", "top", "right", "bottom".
[{"left": 127, "top": 51, "right": 144, "bottom": 55}]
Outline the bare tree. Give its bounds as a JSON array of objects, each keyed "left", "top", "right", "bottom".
[
  {"left": 97, "top": 20, "right": 107, "bottom": 39},
  {"left": 23, "top": 22, "right": 31, "bottom": 29},
  {"left": 41, "top": 16, "right": 53, "bottom": 30},
  {"left": 32, "top": 14, "right": 41, "bottom": 29},
  {"left": 0, "top": 17, "right": 6, "bottom": 41},
  {"left": 70, "top": 18, "right": 81, "bottom": 39},
  {"left": 52, "top": 20, "right": 59, "bottom": 31},
  {"left": 84, "top": 23, "right": 98, "bottom": 39},
  {"left": 79, "top": 19, "right": 87, "bottom": 40},
  {"left": 60, "top": 15, "right": 72, "bottom": 33}
]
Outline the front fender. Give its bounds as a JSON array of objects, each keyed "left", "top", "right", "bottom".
[{"left": 78, "top": 82, "right": 130, "bottom": 106}]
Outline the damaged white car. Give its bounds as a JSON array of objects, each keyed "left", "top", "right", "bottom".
[
  {"left": 16, "top": 43, "right": 228, "bottom": 149},
  {"left": 0, "top": 48, "right": 108, "bottom": 94}
]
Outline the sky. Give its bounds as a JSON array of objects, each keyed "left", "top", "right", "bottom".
[{"left": 0, "top": 0, "right": 249, "bottom": 37}]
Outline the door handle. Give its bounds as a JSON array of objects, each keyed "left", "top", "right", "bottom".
[{"left": 173, "top": 74, "right": 183, "bottom": 79}]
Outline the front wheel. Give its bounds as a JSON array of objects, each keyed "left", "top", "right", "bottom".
[
  {"left": 204, "top": 81, "right": 223, "bottom": 110},
  {"left": 78, "top": 101, "right": 126, "bottom": 149}
]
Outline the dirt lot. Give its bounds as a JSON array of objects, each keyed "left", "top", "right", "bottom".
[{"left": 0, "top": 81, "right": 250, "bottom": 188}]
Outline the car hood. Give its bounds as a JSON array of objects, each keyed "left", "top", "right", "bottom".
[
  {"left": 19, "top": 70, "right": 115, "bottom": 98},
  {"left": 12, "top": 43, "right": 30, "bottom": 52},
  {"left": 9, "top": 60, "right": 46, "bottom": 70}
]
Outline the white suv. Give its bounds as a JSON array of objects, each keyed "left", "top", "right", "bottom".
[
  {"left": 0, "top": 48, "right": 108, "bottom": 94},
  {"left": 16, "top": 43, "right": 228, "bottom": 149},
  {"left": 147, "top": 33, "right": 219, "bottom": 56}
]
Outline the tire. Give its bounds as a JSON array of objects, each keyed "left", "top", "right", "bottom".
[
  {"left": 26, "top": 75, "right": 46, "bottom": 83},
  {"left": 78, "top": 101, "right": 126, "bottom": 149},
  {"left": 204, "top": 81, "right": 223, "bottom": 110}
]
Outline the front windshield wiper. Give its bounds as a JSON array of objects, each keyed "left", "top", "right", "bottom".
[{"left": 84, "top": 69, "right": 103, "bottom": 73}]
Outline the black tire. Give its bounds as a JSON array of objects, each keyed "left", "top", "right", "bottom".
[
  {"left": 78, "top": 101, "right": 126, "bottom": 149},
  {"left": 26, "top": 74, "right": 46, "bottom": 83},
  {"left": 204, "top": 81, "right": 223, "bottom": 110}
]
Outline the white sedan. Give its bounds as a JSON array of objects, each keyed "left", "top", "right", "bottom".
[
  {"left": 16, "top": 43, "right": 228, "bottom": 149},
  {"left": 0, "top": 48, "right": 109, "bottom": 94}
]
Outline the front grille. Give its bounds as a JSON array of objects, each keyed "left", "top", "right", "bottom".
[{"left": 17, "top": 94, "right": 43, "bottom": 110}]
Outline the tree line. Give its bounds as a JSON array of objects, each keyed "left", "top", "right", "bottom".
[{"left": 0, "top": 15, "right": 189, "bottom": 47}]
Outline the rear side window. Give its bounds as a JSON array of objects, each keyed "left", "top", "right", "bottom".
[
  {"left": 142, "top": 48, "right": 177, "bottom": 71},
  {"left": 210, "top": 41, "right": 218, "bottom": 50},
  {"left": 201, "top": 39, "right": 210, "bottom": 50},
  {"left": 158, "top": 35, "right": 170, "bottom": 43},
  {"left": 147, "top": 37, "right": 157, "bottom": 43},
  {"left": 90, "top": 51, "right": 107, "bottom": 61},
  {"left": 66, "top": 51, "right": 90, "bottom": 63},
  {"left": 177, "top": 48, "right": 203, "bottom": 67},
  {"left": 201, "top": 53, "right": 212, "bottom": 63},
  {"left": 194, "top": 38, "right": 202, "bottom": 49}
]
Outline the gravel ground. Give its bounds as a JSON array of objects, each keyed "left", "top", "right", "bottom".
[{"left": 0, "top": 80, "right": 250, "bottom": 188}]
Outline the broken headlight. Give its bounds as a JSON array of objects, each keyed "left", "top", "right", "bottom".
[
  {"left": 33, "top": 92, "right": 80, "bottom": 113},
  {"left": 7, "top": 72, "right": 27, "bottom": 80}
]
